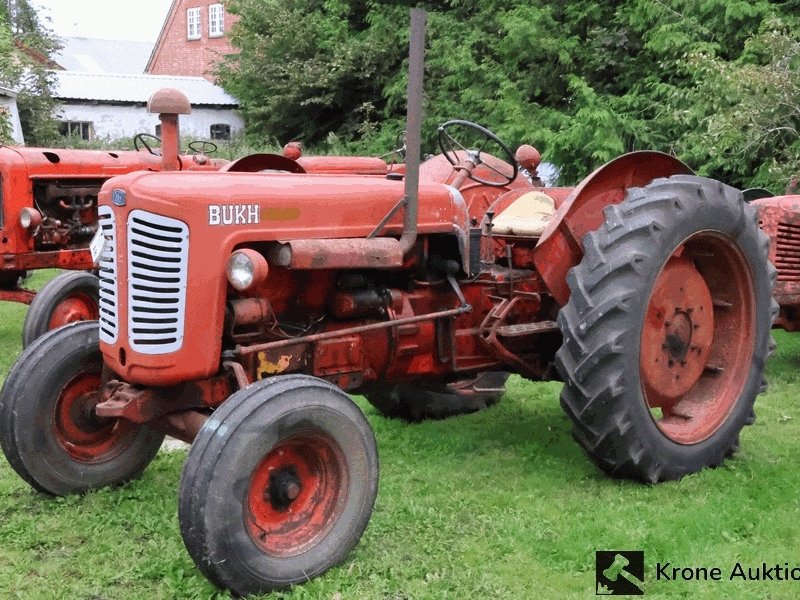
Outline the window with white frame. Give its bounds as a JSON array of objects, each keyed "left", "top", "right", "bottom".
[
  {"left": 210, "top": 123, "right": 231, "bottom": 140},
  {"left": 209, "top": 3, "right": 224, "bottom": 38},
  {"left": 187, "top": 7, "right": 201, "bottom": 40},
  {"left": 58, "top": 121, "right": 93, "bottom": 140}
]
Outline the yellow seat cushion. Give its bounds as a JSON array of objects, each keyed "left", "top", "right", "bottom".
[{"left": 491, "top": 191, "right": 556, "bottom": 236}]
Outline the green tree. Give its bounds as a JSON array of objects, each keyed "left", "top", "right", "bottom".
[
  {"left": 0, "top": 0, "right": 60, "bottom": 145},
  {"left": 218, "top": 0, "right": 800, "bottom": 188},
  {"left": 669, "top": 19, "right": 800, "bottom": 190}
]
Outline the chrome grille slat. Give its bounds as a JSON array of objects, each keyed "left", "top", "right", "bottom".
[
  {"left": 97, "top": 206, "right": 118, "bottom": 343},
  {"left": 127, "top": 210, "right": 188, "bottom": 354}
]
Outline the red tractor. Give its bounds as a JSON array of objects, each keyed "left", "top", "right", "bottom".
[
  {"left": 0, "top": 10, "right": 775, "bottom": 597},
  {"left": 0, "top": 89, "right": 226, "bottom": 346},
  {"left": 750, "top": 190, "right": 800, "bottom": 330}
]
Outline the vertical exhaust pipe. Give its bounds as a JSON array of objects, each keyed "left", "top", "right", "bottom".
[
  {"left": 146, "top": 88, "right": 192, "bottom": 171},
  {"left": 399, "top": 8, "right": 426, "bottom": 255}
]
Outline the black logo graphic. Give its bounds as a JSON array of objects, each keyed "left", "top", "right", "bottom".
[{"left": 596, "top": 550, "right": 645, "bottom": 595}]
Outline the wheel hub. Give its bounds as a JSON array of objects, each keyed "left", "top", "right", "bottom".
[
  {"left": 247, "top": 432, "right": 346, "bottom": 557},
  {"left": 641, "top": 256, "right": 714, "bottom": 404},
  {"left": 48, "top": 294, "right": 99, "bottom": 329},
  {"left": 664, "top": 310, "right": 692, "bottom": 360},
  {"left": 53, "top": 370, "right": 133, "bottom": 462},
  {"left": 267, "top": 466, "right": 303, "bottom": 510}
]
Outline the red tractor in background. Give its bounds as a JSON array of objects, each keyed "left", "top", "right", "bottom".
[
  {"left": 751, "top": 190, "right": 800, "bottom": 330},
  {"left": 0, "top": 10, "right": 775, "bottom": 597},
  {"left": 0, "top": 89, "right": 226, "bottom": 346}
]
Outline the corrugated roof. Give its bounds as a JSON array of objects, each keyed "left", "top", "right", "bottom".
[
  {"left": 51, "top": 71, "right": 238, "bottom": 106},
  {"left": 54, "top": 37, "right": 154, "bottom": 74}
]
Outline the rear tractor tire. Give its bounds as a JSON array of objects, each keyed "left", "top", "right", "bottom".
[
  {"left": 556, "top": 175, "right": 776, "bottom": 483},
  {"left": 363, "top": 371, "right": 509, "bottom": 421},
  {"left": 0, "top": 321, "right": 164, "bottom": 495},
  {"left": 22, "top": 271, "right": 99, "bottom": 348},
  {"left": 179, "top": 374, "right": 379, "bottom": 596}
]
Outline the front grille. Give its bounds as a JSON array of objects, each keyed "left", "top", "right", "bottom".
[
  {"left": 775, "top": 220, "right": 800, "bottom": 282},
  {"left": 126, "top": 210, "right": 189, "bottom": 354},
  {"left": 97, "top": 206, "right": 118, "bottom": 343}
]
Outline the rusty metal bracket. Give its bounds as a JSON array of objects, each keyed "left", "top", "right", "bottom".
[
  {"left": 0, "top": 287, "right": 36, "bottom": 305},
  {"left": 223, "top": 360, "right": 251, "bottom": 390},
  {"left": 94, "top": 375, "right": 233, "bottom": 422},
  {"left": 478, "top": 296, "right": 556, "bottom": 378},
  {"left": 94, "top": 380, "right": 159, "bottom": 423},
  {"left": 367, "top": 196, "right": 407, "bottom": 239}
]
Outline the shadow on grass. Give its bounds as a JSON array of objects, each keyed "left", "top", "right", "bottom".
[{"left": 360, "top": 377, "right": 601, "bottom": 484}]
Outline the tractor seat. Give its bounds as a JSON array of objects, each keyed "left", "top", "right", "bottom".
[{"left": 491, "top": 191, "right": 556, "bottom": 237}]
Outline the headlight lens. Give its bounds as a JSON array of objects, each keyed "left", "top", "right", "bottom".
[
  {"left": 226, "top": 249, "right": 268, "bottom": 291},
  {"left": 19, "top": 207, "right": 42, "bottom": 230}
]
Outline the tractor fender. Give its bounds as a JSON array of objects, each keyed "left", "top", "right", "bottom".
[
  {"left": 220, "top": 153, "right": 306, "bottom": 173},
  {"left": 533, "top": 151, "right": 692, "bottom": 305}
]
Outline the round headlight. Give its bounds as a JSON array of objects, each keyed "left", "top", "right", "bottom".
[
  {"left": 19, "top": 207, "right": 42, "bottom": 230},
  {"left": 226, "top": 249, "right": 268, "bottom": 292}
]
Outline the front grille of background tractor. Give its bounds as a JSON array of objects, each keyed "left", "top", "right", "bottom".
[
  {"left": 126, "top": 210, "right": 189, "bottom": 354},
  {"left": 775, "top": 220, "right": 800, "bottom": 282},
  {"left": 97, "top": 205, "right": 118, "bottom": 343}
]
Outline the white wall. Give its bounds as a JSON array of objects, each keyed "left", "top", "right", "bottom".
[
  {"left": 52, "top": 102, "right": 244, "bottom": 141},
  {"left": 0, "top": 94, "right": 25, "bottom": 144}
]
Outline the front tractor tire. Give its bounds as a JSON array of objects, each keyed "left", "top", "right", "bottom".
[
  {"left": 556, "top": 175, "right": 776, "bottom": 483},
  {"left": 22, "top": 271, "right": 99, "bottom": 348},
  {"left": 179, "top": 374, "right": 379, "bottom": 596},
  {"left": 0, "top": 321, "right": 164, "bottom": 495}
]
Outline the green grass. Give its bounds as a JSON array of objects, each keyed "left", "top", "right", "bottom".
[{"left": 1, "top": 276, "right": 800, "bottom": 598}]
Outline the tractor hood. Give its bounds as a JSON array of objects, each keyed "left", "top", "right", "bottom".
[
  {"left": 98, "top": 170, "right": 468, "bottom": 244},
  {"left": 96, "top": 170, "right": 469, "bottom": 385},
  {"left": 0, "top": 145, "right": 163, "bottom": 178},
  {"left": 751, "top": 194, "right": 800, "bottom": 213}
]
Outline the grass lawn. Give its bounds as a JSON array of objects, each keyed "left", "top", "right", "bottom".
[{"left": 1, "top": 271, "right": 799, "bottom": 599}]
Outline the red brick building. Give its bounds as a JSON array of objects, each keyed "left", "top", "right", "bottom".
[{"left": 146, "top": 0, "right": 238, "bottom": 82}]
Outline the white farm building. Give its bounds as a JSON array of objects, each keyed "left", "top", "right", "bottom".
[{"left": 51, "top": 70, "right": 243, "bottom": 141}]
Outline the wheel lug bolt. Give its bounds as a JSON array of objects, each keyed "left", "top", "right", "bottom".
[{"left": 286, "top": 482, "right": 301, "bottom": 500}]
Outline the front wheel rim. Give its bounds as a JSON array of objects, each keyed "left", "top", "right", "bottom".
[
  {"left": 52, "top": 369, "right": 137, "bottom": 462},
  {"left": 640, "top": 232, "right": 756, "bottom": 444},
  {"left": 246, "top": 430, "right": 348, "bottom": 557},
  {"left": 48, "top": 292, "right": 99, "bottom": 329}
]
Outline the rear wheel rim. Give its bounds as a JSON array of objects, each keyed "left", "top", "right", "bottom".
[
  {"left": 246, "top": 430, "right": 348, "bottom": 557},
  {"left": 640, "top": 232, "right": 755, "bottom": 444},
  {"left": 52, "top": 369, "right": 137, "bottom": 462},
  {"left": 48, "top": 292, "right": 99, "bottom": 329}
]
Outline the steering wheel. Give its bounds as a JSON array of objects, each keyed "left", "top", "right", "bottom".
[
  {"left": 379, "top": 130, "right": 406, "bottom": 162},
  {"left": 133, "top": 133, "right": 162, "bottom": 155},
  {"left": 188, "top": 140, "right": 218, "bottom": 155},
  {"left": 437, "top": 120, "right": 517, "bottom": 187}
]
